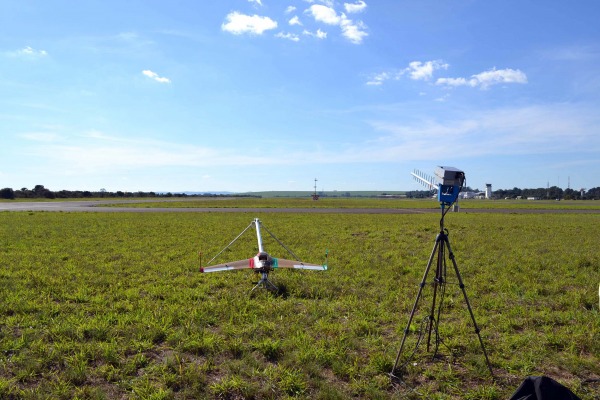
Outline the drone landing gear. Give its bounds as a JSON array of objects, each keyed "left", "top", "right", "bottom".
[{"left": 251, "top": 271, "right": 278, "bottom": 293}]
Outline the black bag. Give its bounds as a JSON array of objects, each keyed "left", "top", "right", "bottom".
[{"left": 510, "top": 376, "right": 581, "bottom": 400}]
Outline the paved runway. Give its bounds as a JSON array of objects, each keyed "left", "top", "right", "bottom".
[
  {"left": 0, "top": 200, "right": 432, "bottom": 214},
  {"left": 1, "top": 200, "right": 599, "bottom": 214}
]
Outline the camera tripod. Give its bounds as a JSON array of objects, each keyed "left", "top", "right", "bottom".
[{"left": 391, "top": 204, "right": 494, "bottom": 379}]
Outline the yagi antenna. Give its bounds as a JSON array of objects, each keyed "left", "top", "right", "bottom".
[
  {"left": 411, "top": 166, "right": 466, "bottom": 206},
  {"left": 411, "top": 169, "right": 437, "bottom": 192}
]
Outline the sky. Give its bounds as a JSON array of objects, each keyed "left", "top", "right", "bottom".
[{"left": 1, "top": 0, "right": 599, "bottom": 193}]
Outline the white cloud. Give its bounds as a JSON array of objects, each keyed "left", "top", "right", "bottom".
[
  {"left": 221, "top": 12, "right": 277, "bottom": 35},
  {"left": 435, "top": 77, "right": 468, "bottom": 87},
  {"left": 285, "top": 6, "right": 297, "bottom": 14},
  {"left": 289, "top": 16, "right": 303, "bottom": 26},
  {"left": 7, "top": 46, "right": 48, "bottom": 58},
  {"left": 406, "top": 60, "right": 449, "bottom": 81},
  {"left": 303, "top": 29, "right": 327, "bottom": 39},
  {"left": 436, "top": 68, "right": 527, "bottom": 89},
  {"left": 306, "top": 5, "right": 368, "bottom": 44},
  {"left": 366, "top": 72, "right": 390, "bottom": 86},
  {"left": 344, "top": 1, "right": 367, "bottom": 14},
  {"left": 248, "top": 0, "right": 262, "bottom": 5},
  {"left": 473, "top": 68, "right": 528, "bottom": 88},
  {"left": 142, "top": 70, "right": 171, "bottom": 83},
  {"left": 276, "top": 32, "right": 300, "bottom": 42},
  {"left": 307, "top": 5, "right": 341, "bottom": 25},
  {"left": 366, "top": 60, "right": 448, "bottom": 86},
  {"left": 339, "top": 17, "right": 368, "bottom": 44},
  {"left": 20, "top": 46, "right": 48, "bottom": 57},
  {"left": 366, "top": 62, "right": 525, "bottom": 90},
  {"left": 304, "top": 0, "right": 335, "bottom": 6}
]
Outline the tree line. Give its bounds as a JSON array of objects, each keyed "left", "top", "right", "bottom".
[
  {"left": 406, "top": 185, "right": 600, "bottom": 200},
  {"left": 490, "top": 186, "right": 600, "bottom": 200},
  {"left": 1, "top": 184, "right": 599, "bottom": 200},
  {"left": 0, "top": 185, "right": 245, "bottom": 200}
]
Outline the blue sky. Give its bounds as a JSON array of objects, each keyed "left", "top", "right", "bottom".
[{"left": 1, "top": 1, "right": 599, "bottom": 193}]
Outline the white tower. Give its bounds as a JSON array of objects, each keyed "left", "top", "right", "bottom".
[{"left": 485, "top": 184, "right": 492, "bottom": 199}]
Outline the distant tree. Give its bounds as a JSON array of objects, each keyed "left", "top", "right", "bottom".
[
  {"left": 33, "top": 185, "right": 46, "bottom": 197},
  {"left": 563, "top": 188, "right": 581, "bottom": 200},
  {"left": 406, "top": 190, "right": 434, "bottom": 199},
  {"left": 586, "top": 187, "right": 600, "bottom": 199},
  {"left": 17, "top": 187, "right": 32, "bottom": 198},
  {"left": 493, "top": 187, "right": 522, "bottom": 199},
  {"left": 0, "top": 188, "right": 15, "bottom": 199}
]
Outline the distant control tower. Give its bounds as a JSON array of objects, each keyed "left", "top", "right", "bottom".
[{"left": 485, "top": 184, "right": 492, "bottom": 199}]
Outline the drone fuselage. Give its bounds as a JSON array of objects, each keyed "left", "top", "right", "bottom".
[{"left": 252, "top": 251, "right": 274, "bottom": 273}]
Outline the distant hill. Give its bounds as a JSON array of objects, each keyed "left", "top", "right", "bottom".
[
  {"left": 181, "top": 191, "right": 235, "bottom": 196},
  {"left": 154, "top": 191, "right": 235, "bottom": 196},
  {"left": 235, "top": 190, "right": 406, "bottom": 198}
]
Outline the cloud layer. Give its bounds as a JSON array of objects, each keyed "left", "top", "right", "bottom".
[{"left": 19, "top": 103, "right": 597, "bottom": 178}]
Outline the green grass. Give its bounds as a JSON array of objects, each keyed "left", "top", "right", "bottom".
[
  {"left": 0, "top": 209, "right": 599, "bottom": 398},
  {"left": 99, "top": 197, "right": 600, "bottom": 210}
]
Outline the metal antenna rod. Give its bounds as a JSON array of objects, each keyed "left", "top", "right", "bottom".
[
  {"left": 205, "top": 221, "right": 255, "bottom": 266},
  {"left": 261, "top": 223, "right": 302, "bottom": 262},
  {"left": 254, "top": 218, "right": 264, "bottom": 253}
]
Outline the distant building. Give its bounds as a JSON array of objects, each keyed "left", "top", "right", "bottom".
[
  {"left": 485, "top": 184, "right": 492, "bottom": 199},
  {"left": 460, "top": 191, "right": 485, "bottom": 199}
]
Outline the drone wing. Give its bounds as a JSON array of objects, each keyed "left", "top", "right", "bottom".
[
  {"left": 201, "top": 259, "right": 252, "bottom": 273},
  {"left": 274, "top": 258, "right": 328, "bottom": 271}
]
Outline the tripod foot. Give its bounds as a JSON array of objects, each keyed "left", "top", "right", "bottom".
[{"left": 250, "top": 273, "right": 279, "bottom": 293}]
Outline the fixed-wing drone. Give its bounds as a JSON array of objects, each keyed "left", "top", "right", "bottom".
[{"left": 200, "top": 218, "right": 328, "bottom": 292}]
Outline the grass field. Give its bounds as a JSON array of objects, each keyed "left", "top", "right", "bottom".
[
  {"left": 0, "top": 205, "right": 599, "bottom": 399},
  {"left": 100, "top": 197, "right": 600, "bottom": 210}
]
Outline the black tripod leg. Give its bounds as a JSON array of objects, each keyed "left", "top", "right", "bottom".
[
  {"left": 391, "top": 236, "right": 440, "bottom": 375},
  {"left": 444, "top": 237, "right": 494, "bottom": 378},
  {"left": 426, "top": 236, "right": 445, "bottom": 352}
]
